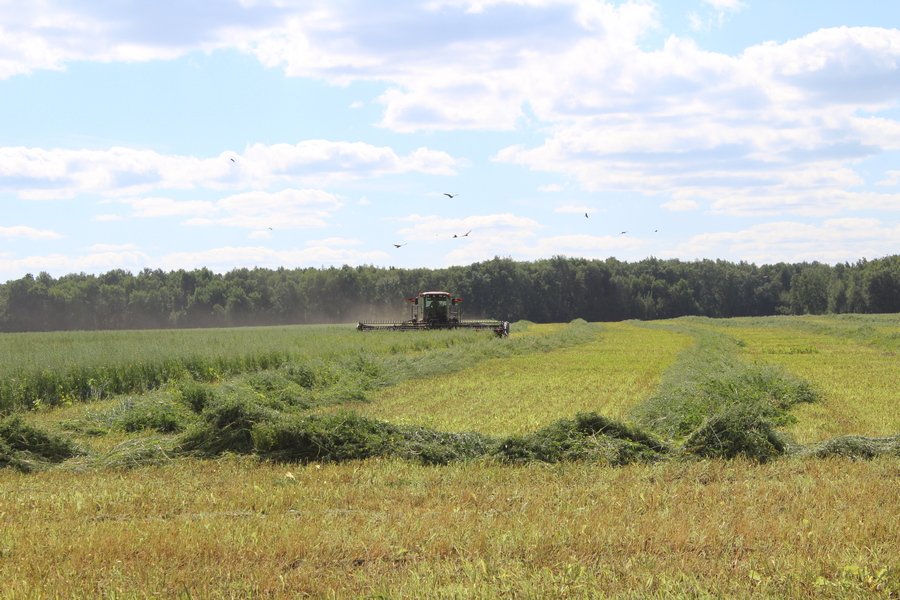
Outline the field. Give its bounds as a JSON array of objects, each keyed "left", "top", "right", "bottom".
[{"left": 1, "top": 316, "right": 899, "bottom": 599}]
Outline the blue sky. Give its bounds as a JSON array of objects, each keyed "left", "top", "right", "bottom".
[{"left": 1, "top": 0, "right": 899, "bottom": 282}]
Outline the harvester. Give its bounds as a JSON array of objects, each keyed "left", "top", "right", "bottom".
[{"left": 357, "top": 291, "right": 510, "bottom": 337}]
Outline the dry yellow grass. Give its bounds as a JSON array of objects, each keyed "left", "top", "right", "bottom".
[
  {"left": 1, "top": 456, "right": 898, "bottom": 599},
  {"left": 4, "top": 318, "right": 900, "bottom": 599},
  {"left": 355, "top": 322, "right": 693, "bottom": 435}
]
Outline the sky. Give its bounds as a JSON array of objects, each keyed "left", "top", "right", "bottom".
[{"left": 1, "top": 0, "right": 899, "bottom": 283}]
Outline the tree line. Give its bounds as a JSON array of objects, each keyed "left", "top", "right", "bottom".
[{"left": 1, "top": 254, "right": 899, "bottom": 332}]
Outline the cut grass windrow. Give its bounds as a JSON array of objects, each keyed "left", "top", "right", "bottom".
[{"left": 6, "top": 317, "right": 900, "bottom": 473}]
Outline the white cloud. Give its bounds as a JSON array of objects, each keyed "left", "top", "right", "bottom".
[
  {"left": 156, "top": 245, "right": 391, "bottom": 273},
  {"left": 443, "top": 231, "right": 642, "bottom": 265},
  {"left": 876, "top": 171, "right": 900, "bottom": 186},
  {"left": 0, "top": 225, "right": 64, "bottom": 240},
  {"left": 0, "top": 249, "right": 150, "bottom": 277},
  {"left": 554, "top": 205, "right": 591, "bottom": 213},
  {"left": 247, "top": 0, "right": 659, "bottom": 131},
  {"left": 126, "top": 197, "right": 217, "bottom": 218},
  {"left": 7, "top": 4, "right": 899, "bottom": 225},
  {"left": 0, "top": 142, "right": 461, "bottom": 200},
  {"left": 180, "top": 188, "right": 343, "bottom": 229},
  {"left": 0, "top": 0, "right": 291, "bottom": 78},
  {"left": 492, "top": 26, "right": 900, "bottom": 216},
  {"left": 672, "top": 218, "right": 900, "bottom": 263},
  {"left": 662, "top": 199, "right": 699, "bottom": 211},
  {"left": 709, "top": 190, "right": 900, "bottom": 217},
  {"left": 305, "top": 237, "right": 362, "bottom": 246},
  {"left": 4, "top": 0, "right": 900, "bottom": 274},
  {"left": 86, "top": 243, "right": 138, "bottom": 251},
  {"left": 690, "top": 0, "right": 744, "bottom": 31},
  {"left": 704, "top": 0, "right": 745, "bottom": 9},
  {"left": 397, "top": 213, "right": 542, "bottom": 240}
]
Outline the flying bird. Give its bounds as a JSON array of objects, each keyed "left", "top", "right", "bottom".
[
  {"left": 444, "top": 193, "right": 458, "bottom": 198},
  {"left": 393, "top": 243, "right": 407, "bottom": 248},
  {"left": 620, "top": 231, "right": 627, "bottom": 235},
  {"left": 585, "top": 213, "right": 589, "bottom": 218},
  {"left": 230, "top": 158, "right": 235, "bottom": 162}
]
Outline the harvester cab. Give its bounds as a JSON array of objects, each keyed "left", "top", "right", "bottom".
[
  {"left": 417, "top": 292, "right": 458, "bottom": 325},
  {"left": 358, "top": 291, "right": 509, "bottom": 336}
]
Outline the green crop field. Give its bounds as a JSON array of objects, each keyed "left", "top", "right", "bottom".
[{"left": 1, "top": 316, "right": 899, "bottom": 599}]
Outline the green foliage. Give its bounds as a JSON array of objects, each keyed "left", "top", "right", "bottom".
[
  {"left": 509, "top": 320, "right": 533, "bottom": 333},
  {"left": 64, "top": 390, "right": 198, "bottom": 435},
  {"left": 681, "top": 404, "right": 792, "bottom": 462},
  {"left": 5, "top": 315, "right": 899, "bottom": 473},
  {"left": 629, "top": 323, "right": 819, "bottom": 444},
  {"left": 0, "top": 348, "right": 289, "bottom": 414},
  {"left": 394, "top": 427, "right": 496, "bottom": 465},
  {"left": 89, "top": 437, "right": 179, "bottom": 470},
  {"left": 624, "top": 321, "right": 821, "bottom": 462},
  {"left": 177, "top": 396, "right": 279, "bottom": 456},
  {"left": 116, "top": 397, "right": 194, "bottom": 434},
  {"left": 175, "top": 379, "right": 218, "bottom": 413},
  {"left": 0, "top": 324, "right": 536, "bottom": 413},
  {"left": 252, "top": 411, "right": 400, "bottom": 463},
  {"left": 493, "top": 412, "right": 670, "bottom": 465},
  {"left": 791, "top": 434, "right": 900, "bottom": 460},
  {"left": 5, "top": 255, "right": 900, "bottom": 335},
  {"left": 0, "top": 415, "right": 82, "bottom": 472}
]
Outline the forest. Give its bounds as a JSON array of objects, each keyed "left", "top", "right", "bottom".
[{"left": 1, "top": 254, "right": 899, "bottom": 332}]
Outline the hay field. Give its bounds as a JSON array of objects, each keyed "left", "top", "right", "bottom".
[
  {"left": 1, "top": 316, "right": 898, "bottom": 599},
  {"left": 699, "top": 315, "right": 900, "bottom": 442},
  {"left": 356, "top": 321, "right": 692, "bottom": 435}
]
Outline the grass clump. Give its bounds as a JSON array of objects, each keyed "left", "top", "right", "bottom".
[
  {"left": 252, "top": 411, "right": 399, "bottom": 463},
  {"left": 494, "top": 412, "right": 670, "bottom": 465},
  {"left": 174, "top": 379, "right": 219, "bottom": 413},
  {"left": 509, "top": 319, "right": 534, "bottom": 333},
  {"left": 636, "top": 362, "right": 819, "bottom": 439},
  {"left": 0, "top": 415, "right": 83, "bottom": 472},
  {"left": 394, "top": 427, "right": 495, "bottom": 465},
  {"left": 791, "top": 434, "right": 900, "bottom": 460},
  {"left": 177, "top": 396, "right": 278, "bottom": 456},
  {"left": 115, "top": 397, "right": 194, "bottom": 434},
  {"left": 681, "top": 404, "right": 793, "bottom": 463},
  {"left": 87, "top": 436, "right": 179, "bottom": 470},
  {"left": 226, "top": 410, "right": 494, "bottom": 466},
  {"left": 65, "top": 391, "right": 198, "bottom": 436},
  {"left": 628, "top": 321, "right": 820, "bottom": 462}
]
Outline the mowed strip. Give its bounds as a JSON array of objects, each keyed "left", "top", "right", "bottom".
[
  {"left": 719, "top": 324, "right": 900, "bottom": 443},
  {"left": 358, "top": 322, "right": 692, "bottom": 436},
  {"left": 3, "top": 456, "right": 899, "bottom": 599}
]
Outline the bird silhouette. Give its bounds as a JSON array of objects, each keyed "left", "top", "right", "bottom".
[
  {"left": 585, "top": 213, "right": 589, "bottom": 218},
  {"left": 393, "top": 243, "right": 407, "bottom": 248},
  {"left": 444, "top": 193, "right": 458, "bottom": 198},
  {"left": 268, "top": 227, "right": 273, "bottom": 230},
  {"left": 620, "top": 231, "right": 627, "bottom": 235},
  {"left": 453, "top": 230, "right": 472, "bottom": 238},
  {"left": 230, "top": 158, "right": 235, "bottom": 162}
]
